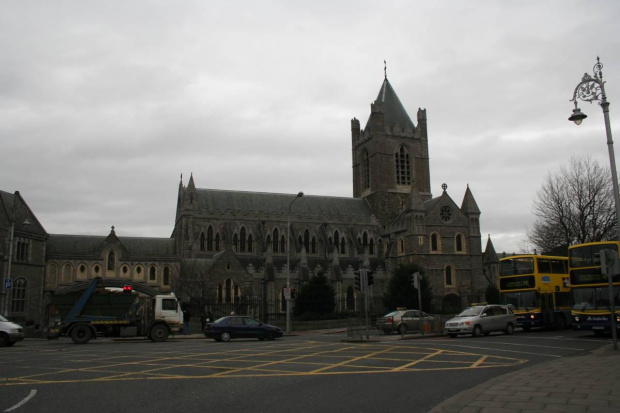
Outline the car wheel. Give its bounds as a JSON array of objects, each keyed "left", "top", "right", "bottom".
[
  {"left": 448, "top": 333, "right": 458, "bottom": 338},
  {"left": 505, "top": 323, "right": 514, "bottom": 335},
  {"left": 221, "top": 332, "right": 231, "bottom": 342},
  {"left": 397, "top": 324, "right": 407, "bottom": 335},
  {"left": 472, "top": 325, "right": 483, "bottom": 337},
  {"left": 267, "top": 332, "right": 276, "bottom": 341},
  {"left": 71, "top": 324, "right": 93, "bottom": 344},
  {"left": 0, "top": 333, "right": 9, "bottom": 347}
]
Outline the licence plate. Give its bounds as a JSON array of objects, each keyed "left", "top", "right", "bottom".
[{"left": 593, "top": 326, "right": 604, "bottom": 330}]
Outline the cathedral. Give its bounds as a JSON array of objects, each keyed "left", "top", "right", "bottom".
[{"left": 1, "top": 73, "right": 499, "bottom": 331}]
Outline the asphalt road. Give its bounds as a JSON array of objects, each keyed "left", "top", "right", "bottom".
[{"left": 0, "top": 329, "right": 611, "bottom": 413}]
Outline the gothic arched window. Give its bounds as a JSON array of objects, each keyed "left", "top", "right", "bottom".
[
  {"left": 445, "top": 266, "right": 454, "bottom": 286},
  {"left": 207, "top": 226, "right": 214, "bottom": 251},
  {"left": 362, "top": 149, "right": 370, "bottom": 189},
  {"left": 10, "top": 277, "right": 27, "bottom": 313},
  {"left": 395, "top": 145, "right": 411, "bottom": 185},
  {"left": 273, "top": 228, "right": 280, "bottom": 253},
  {"left": 431, "top": 233, "right": 441, "bottom": 252},
  {"left": 200, "top": 232, "right": 206, "bottom": 251},
  {"left": 240, "top": 227, "right": 246, "bottom": 253}
]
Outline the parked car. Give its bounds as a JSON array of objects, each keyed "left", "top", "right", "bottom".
[
  {"left": 203, "top": 316, "right": 283, "bottom": 342},
  {"left": 444, "top": 304, "right": 516, "bottom": 338},
  {"left": 377, "top": 309, "right": 434, "bottom": 334},
  {"left": 0, "top": 314, "right": 25, "bottom": 347}
]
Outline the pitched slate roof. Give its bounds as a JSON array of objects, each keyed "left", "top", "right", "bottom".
[
  {"left": 365, "top": 78, "right": 415, "bottom": 132},
  {"left": 46, "top": 234, "right": 176, "bottom": 259},
  {"left": 194, "top": 189, "right": 376, "bottom": 224},
  {"left": 461, "top": 185, "right": 481, "bottom": 214}
]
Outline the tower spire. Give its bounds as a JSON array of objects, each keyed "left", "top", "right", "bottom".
[{"left": 384, "top": 60, "right": 387, "bottom": 79}]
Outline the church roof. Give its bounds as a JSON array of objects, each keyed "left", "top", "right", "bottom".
[
  {"left": 47, "top": 234, "right": 177, "bottom": 259},
  {"left": 194, "top": 189, "right": 375, "bottom": 224},
  {"left": 461, "top": 185, "right": 481, "bottom": 214},
  {"left": 365, "top": 77, "right": 415, "bottom": 131}
]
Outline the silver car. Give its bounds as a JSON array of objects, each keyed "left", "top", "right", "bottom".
[
  {"left": 377, "top": 309, "right": 434, "bottom": 334},
  {"left": 444, "top": 304, "right": 516, "bottom": 338}
]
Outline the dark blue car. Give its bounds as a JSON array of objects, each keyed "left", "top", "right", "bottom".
[{"left": 203, "top": 316, "right": 283, "bottom": 342}]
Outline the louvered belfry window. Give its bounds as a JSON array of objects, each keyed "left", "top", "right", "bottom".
[{"left": 395, "top": 146, "right": 411, "bottom": 185}]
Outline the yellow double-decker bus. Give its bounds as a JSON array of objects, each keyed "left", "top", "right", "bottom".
[
  {"left": 568, "top": 241, "right": 620, "bottom": 336},
  {"left": 499, "top": 255, "right": 571, "bottom": 330}
]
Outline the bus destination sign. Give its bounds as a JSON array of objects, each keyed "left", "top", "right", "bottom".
[{"left": 499, "top": 275, "right": 535, "bottom": 290}]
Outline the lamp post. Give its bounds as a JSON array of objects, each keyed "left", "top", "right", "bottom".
[
  {"left": 286, "top": 191, "right": 304, "bottom": 335},
  {"left": 569, "top": 57, "right": 619, "bottom": 350}
]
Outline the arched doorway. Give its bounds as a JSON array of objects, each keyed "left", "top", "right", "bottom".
[{"left": 442, "top": 294, "right": 461, "bottom": 314}]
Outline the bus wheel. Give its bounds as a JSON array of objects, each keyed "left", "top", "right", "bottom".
[{"left": 555, "top": 315, "right": 567, "bottom": 330}]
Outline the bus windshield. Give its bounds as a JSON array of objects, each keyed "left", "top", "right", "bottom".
[
  {"left": 569, "top": 244, "right": 609, "bottom": 268},
  {"left": 502, "top": 291, "right": 538, "bottom": 310},
  {"left": 499, "top": 257, "right": 534, "bottom": 276},
  {"left": 572, "top": 286, "right": 620, "bottom": 310}
]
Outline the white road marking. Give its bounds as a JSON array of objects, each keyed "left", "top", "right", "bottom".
[{"left": 4, "top": 390, "right": 37, "bottom": 412}]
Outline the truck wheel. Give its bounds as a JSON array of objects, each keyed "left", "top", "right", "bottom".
[
  {"left": 150, "top": 324, "right": 169, "bottom": 342},
  {"left": 0, "top": 333, "right": 9, "bottom": 347},
  {"left": 71, "top": 325, "right": 92, "bottom": 344}
]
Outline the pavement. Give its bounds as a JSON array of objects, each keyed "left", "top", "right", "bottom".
[{"left": 429, "top": 343, "right": 620, "bottom": 413}]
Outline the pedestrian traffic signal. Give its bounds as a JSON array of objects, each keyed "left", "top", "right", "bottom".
[
  {"left": 290, "top": 288, "right": 296, "bottom": 299},
  {"left": 354, "top": 270, "right": 361, "bottom": 291},
  {"left": 367, "top": 271, "right": 374, "bottom": 286}
]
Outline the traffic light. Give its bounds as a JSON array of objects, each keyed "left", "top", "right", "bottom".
[
  {"left": 290, "top": 288, "right": 296, "bottom": 299},
  {"left": 354, "top": 270, "right": 361, "bottom": 291},
  {"left": 122, "top": 285, "right": 133, "bottom": 294},
  {"left": 367, "top": 271, "right": 374, "bottom": 286}
]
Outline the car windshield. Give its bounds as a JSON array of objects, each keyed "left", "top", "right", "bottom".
[
  {"left": 457, "top": 306, "right": 484, "bottom": 317},
  {"left": 383, "top": 311, "right": 400, "bottom": 317},
  {"left": 213, "top": 317, "right": 228, "bottom": 324},
  {"left": 0, "top": 315, "right": 7, "bottom": 322}
]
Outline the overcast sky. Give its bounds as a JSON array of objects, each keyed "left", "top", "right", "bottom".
[{"left": 1, "top": 1, "right": 619, "bottom": 254}]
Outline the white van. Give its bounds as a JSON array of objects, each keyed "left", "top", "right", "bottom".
[{"left": 0, "top": 315, "right": 25, "bottom": 347}]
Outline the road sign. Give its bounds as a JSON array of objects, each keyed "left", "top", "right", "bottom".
[{"left": 4, "top": 278, "right": 12, "bottom": 290}]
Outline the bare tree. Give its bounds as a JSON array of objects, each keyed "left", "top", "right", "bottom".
[{"left": 528, "top": 155, "right": 616, "bottom": 255}]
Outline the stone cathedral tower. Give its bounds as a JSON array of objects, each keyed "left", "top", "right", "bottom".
[{"left": 351, "top": 74, "right": 431, "bottom": 225}]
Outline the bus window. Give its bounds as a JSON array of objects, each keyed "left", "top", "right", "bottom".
[{"left": 537, "top": 259, "right": 551, "bottom": 274}]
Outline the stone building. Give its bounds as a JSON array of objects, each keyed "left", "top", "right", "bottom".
[
  {"left": 2, "top": 73, "right": 499, "bottom": 331},
  {"left": 172, "top": 74, "right": 490, "bottom": 313},
  {"left": 0, "top": 191, "right": 48, "bottom": 330}
]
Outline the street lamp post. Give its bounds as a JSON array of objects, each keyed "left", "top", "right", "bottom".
[
  {"left": 286, "top": 191, "right": 304, "bottom": 335},
  {"left": 569, "top": 57, "right": 619, "bottom": 350},
  {"left": 3, "top": 218, "right": 15, "bottom": 317}
]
